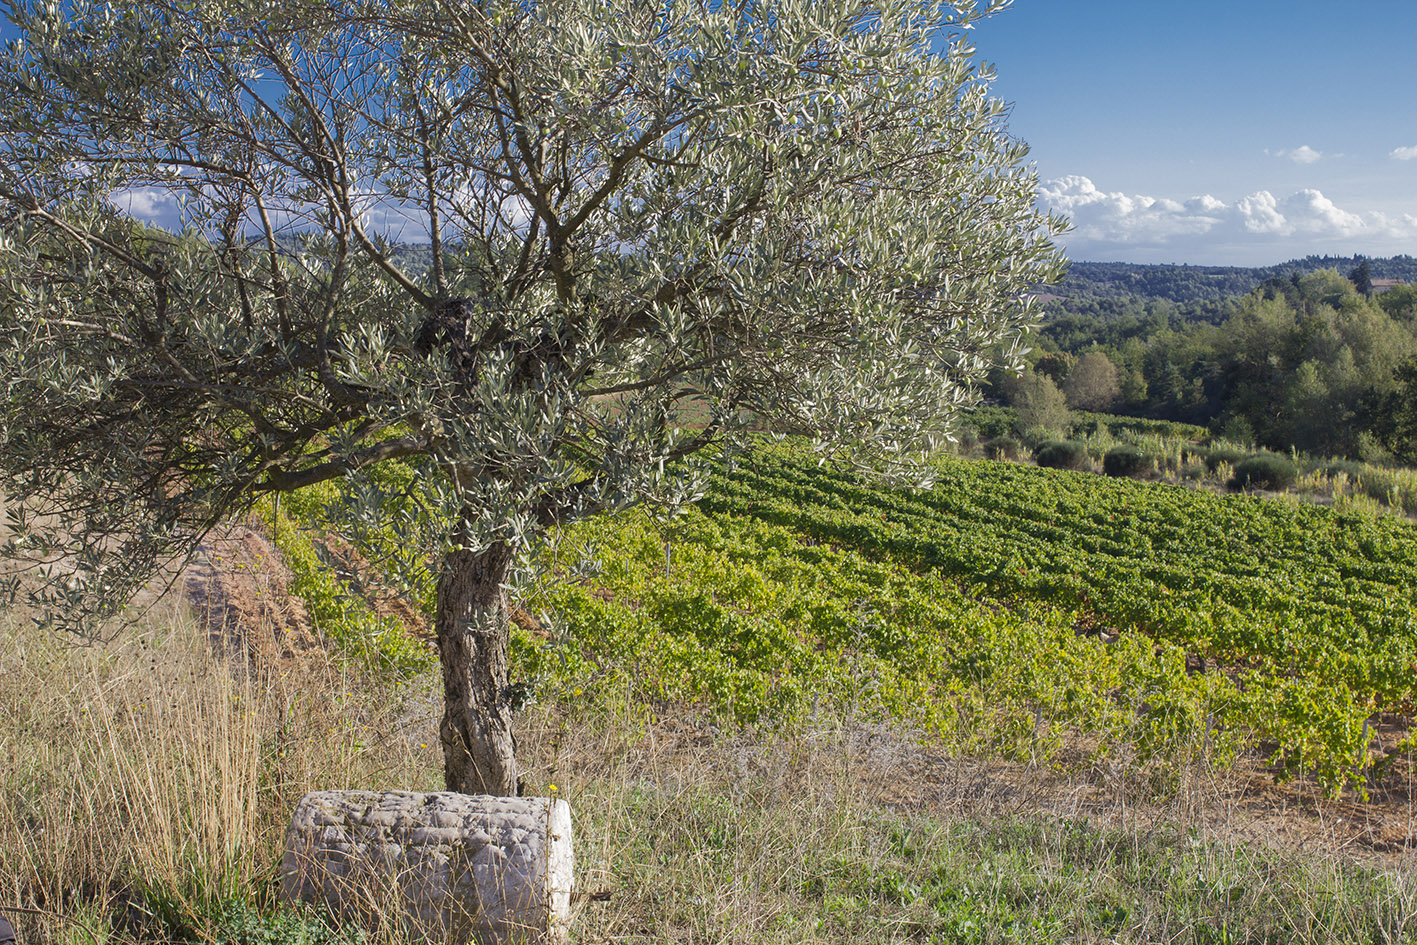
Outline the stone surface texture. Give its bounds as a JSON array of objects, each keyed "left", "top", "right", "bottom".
[{"left": 280, "top": 790, "right": 573, "bottom": 944}]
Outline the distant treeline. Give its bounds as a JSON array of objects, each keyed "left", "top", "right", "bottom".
[
  {"left": 997, "top": 266, "right": 1417, "bottom": 464},
  {"left": 1049, "top": 255, "right": 1417, "bottom": 307}
]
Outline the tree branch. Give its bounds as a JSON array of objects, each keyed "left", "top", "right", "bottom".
[{"left": 253, "top": 437, "right": 428, "bottom": 493}]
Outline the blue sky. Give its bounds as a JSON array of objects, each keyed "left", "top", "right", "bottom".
[
  {"left": 6, "top": 2, "right": 1413, "bottom": 267},
  {"left": 969, "top": 0, "right": 1417, "bottom": 265}
]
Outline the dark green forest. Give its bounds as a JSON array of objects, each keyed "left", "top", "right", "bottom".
[
  {"left": 999, "top": 258, "right": 1417, "bottom": 463},
  {"left": 1051, "top": 255, "right": 1417, "bottom": 306}
]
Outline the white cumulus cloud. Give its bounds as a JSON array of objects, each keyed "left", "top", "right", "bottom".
[
  {"left": 1039, "top": 175, "right": 1417, "bottom": 264},
  {"left": 1390, "top": 145, "right": 1417, "bottom": 161},
  {"left": 1274, "top": 189, "right": 1366, "bottom": 236},
  {"left": 108, "top": 186, "right": 181, "bottom": 227},
  {"left": 1038, "top": 176, "right": 1220, "bottom": 243},
  {"left": 1271, "top": 145, "right": 1323, "bottom": 164},
  {"left": 1186, "top": 194, "right": 1227, "bottom": 214},
  {"left": 1236, "top": 191, "right": 1285, "bottom": 234}
]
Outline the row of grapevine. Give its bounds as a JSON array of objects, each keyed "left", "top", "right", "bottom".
[
  {"left": 527, "top": 449, "right": 1417, "bottom": 794},
  {"left": 703, "top": 454, "right": 1417, "bottom": 697},
  {"left": 523, "top": 505, "right": 1238, "bottom": 781}
]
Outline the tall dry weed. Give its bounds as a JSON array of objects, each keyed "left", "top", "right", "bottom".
[
  {"left": 0, "top": 597, "right": 441, "bottom": 943},
  {"left": 514, "top": 702, "right": 1417, "bottom": 944}
]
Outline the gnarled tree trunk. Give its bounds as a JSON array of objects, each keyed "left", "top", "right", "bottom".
[{"left": 435, "top": 540, "right": 518, "bottom": 796}]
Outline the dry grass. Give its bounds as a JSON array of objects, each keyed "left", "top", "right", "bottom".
[
  {"left": 0, "top": 595, "right": 442, "bottom": 943},
  {"left": 3, "top": 583, "right": 1416, "bottom": 944},
  {"left": 518, "top": 703, "right": 1417, "bottom": 944}
]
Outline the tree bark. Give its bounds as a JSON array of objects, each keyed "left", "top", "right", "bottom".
[{"left": 435, "top": 540, "right": 519, "bottom": 796}]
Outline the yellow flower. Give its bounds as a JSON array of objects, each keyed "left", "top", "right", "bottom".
[{"left": 548, "top": 783, "right": 557, "bottom": 792}]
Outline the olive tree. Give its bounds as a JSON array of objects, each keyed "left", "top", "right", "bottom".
[{"left": 0, "top": 0, "right": 1065, "bottom": 794}]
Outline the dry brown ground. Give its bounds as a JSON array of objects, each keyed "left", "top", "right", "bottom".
[
  {"left": 184, "top": 524, "right": 327, "bottom": 674},
  {"left": 863, "top": 729, "right": 1416, "bottom": 868}
]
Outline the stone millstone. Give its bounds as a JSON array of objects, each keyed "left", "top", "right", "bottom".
[{"left": 280, "top": 791, "right": 573, "bottom": 944}]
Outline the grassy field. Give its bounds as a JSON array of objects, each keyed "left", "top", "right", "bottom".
[{"left": 3, "top": 598, "right": 1416, "bottom": 944}]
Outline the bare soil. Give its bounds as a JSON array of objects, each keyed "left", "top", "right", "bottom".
[
  {"left": 863, "top": 728, "right": 1416, "bottom": 868},
  {"left": 184, "top": 523, "right": 327, "bottom": 674}
]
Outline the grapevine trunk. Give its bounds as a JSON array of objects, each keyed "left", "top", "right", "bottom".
[{"left": 434, "top": 540, "right": 518, "bottom": 796}]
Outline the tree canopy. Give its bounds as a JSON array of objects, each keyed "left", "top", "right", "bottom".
[
  {"left": 1019, "top": 268, "right": 1417, "bottom": 458},
  {"left": 0, "top": 0, "right": 1065, "bottom": 793}
]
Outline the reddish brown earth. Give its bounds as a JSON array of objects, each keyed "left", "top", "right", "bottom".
[{"left": 184, "top": 523, "right": 326, "bottom": 672}]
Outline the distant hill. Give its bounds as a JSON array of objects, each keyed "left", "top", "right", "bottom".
[{"left": 1052, "top": 255, "right": 1417, "bottom": 306}]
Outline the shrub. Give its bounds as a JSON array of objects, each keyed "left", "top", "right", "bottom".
[
  {"left": 1203, "top": 446, "right": 1247, "bottom": 473},
  {"left": 1214, "top": 414, "right": 1255, "bottom": 446},
  {"left": 1361, "top": 469, "right": 1395, "bottom": 504},
  {"left": 1010, "top": 373, "right": 1070, "bottom": 439},
  {"left": 985, "top": 436, "right": 1022, "bottom": 461},
  {"left": 1034, "top": 440, "right": 1090, "bottom": 471},
  {"left": 1229, "top": 454, "right": 1297, "bottom": 492},
  {"left": 968, "top": 406, "right": 1016, "bottom": 439},
  {"left": 1072, "top": 412, "right": 1207, "bottom": 440},
  {"left": 1102, "top": 445, "right": 1152, "bottom": 479},
  {"left": 1321, "top": 459, "right": 1366, "bottom": 480},
  {"left": 1070, "top": 416, "right": 1105, "bottom": 438}
]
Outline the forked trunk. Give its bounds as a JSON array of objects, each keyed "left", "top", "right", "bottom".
[{"left": 434, "top": 541, "right": 519, "bottom": 796}]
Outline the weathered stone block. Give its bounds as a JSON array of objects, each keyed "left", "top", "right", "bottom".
[{"left": 280, "top": 791, "right": 573, "bottom": 944}]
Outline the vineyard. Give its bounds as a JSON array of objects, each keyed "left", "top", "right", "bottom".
[
  {"left": 518, "top": 449, "right": 1417, "bottom": 796},
  {"left": 257, "top": 441, "right": 1417, "bottom": 798}
]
